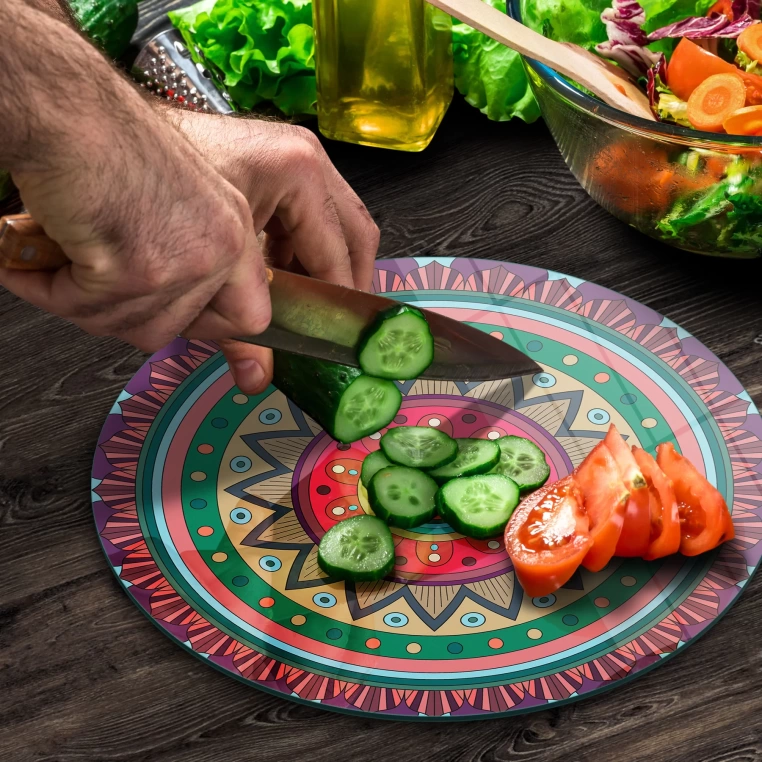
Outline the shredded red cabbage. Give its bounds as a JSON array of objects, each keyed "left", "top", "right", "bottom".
[
  {"left": 596, "top": 0, "right": 661, "bottom": 75},
  {"left": 646, "top": 55, "right": 668, "bottom": 119},
  {"left": 647, "top": 12, "right": 754, "bottom": 40}
]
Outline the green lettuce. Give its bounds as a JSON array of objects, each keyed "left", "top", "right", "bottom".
[
  {"left": 657, "top": 158, "right": 762, "bottom": 255},
  {"left": 736, "top": 49, "right": 760, "bottom": 73},
  {"left": 453, "top": 0, "right": 540, "bottom": 122},
  {"left": 521, "top": 0, "right": 716, "bottom": 57},
  {"left": 169, "top": 0, "right": 317, "bottom": 116}
]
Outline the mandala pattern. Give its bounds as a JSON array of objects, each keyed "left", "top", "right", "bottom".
[{"left": 93, "top": 257, "right": 762, "bottom": 720}]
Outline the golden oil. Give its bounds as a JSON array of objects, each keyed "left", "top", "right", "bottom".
[{"left": 312, "top": 0, "right": 453, "bottom": 151}]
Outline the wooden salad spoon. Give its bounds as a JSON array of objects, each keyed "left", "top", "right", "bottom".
[{"left": 427, "top": 0, "right": 656, "bottom": 120}]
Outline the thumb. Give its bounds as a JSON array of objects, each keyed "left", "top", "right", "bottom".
[{"left": 218, "top": 339, "right": 274, "bottom": 395}]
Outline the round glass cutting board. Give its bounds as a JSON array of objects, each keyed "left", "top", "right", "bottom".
[{"left": 92, "top": 257, "right": 762, "bottom": 720}]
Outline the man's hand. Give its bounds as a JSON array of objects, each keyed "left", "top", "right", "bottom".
[
  {"left": 162, "top": 111, "right": 380, "bottom": 380},
  {"left": 1, "top": 0, "right": 379, "bottom": 394}
]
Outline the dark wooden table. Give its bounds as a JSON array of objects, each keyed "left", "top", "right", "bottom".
[{"left": 4, "top": 4, "right": 762, "bottom": 761}]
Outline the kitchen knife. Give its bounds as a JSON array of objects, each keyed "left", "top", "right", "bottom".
[{"left": 0, "top": 212, "right": 541, "bottom": 381}]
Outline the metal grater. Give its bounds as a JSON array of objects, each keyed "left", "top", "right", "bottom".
[{"left": 132, "top": 28, "right": 235, "bottom": 115}]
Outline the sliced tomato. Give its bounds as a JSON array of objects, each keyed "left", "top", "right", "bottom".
[
  {"left": 576, "top": 442, "right": 628, "bottom": 572},
  {"left": 668, "top": 39, "right": 762, "bottom": 105},
  {"left": 656, "top": 442, "right": 730, "bottom": 556},
  {"left": 604, "top": 426, "right": 651, "bottom": 557},
  {"left": 632, "top": 446, "right": 681, "bottom": 560},
  {"left": 505, "top": 476, "right": 591, "bottom": 598}
]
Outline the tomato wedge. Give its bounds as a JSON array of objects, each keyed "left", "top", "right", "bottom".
[
  {"left": 632, "top": 447, "right": 680, "bottom": 560},
  {"left": 604, "top": 426, "right": 651, "bottom": 557},
  {"left": 505, "top": 476, "right": 591, "bottom": 598},
  {"left": 576, "top": 442, "right": 628, "bottom": 572},
  {"left": 656, "top": 443, "right": 731, "bottom": 556}
]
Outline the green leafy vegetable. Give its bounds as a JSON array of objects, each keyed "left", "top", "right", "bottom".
[
  {"left": 657, "top": 158, "right": 762, "bottom": 255},
  {"left": 169, "top": 0, "right": 317, "bottom": 116},
  {"left": 736, "top": 49, "right": 760, "bottom": 73},
  {"left": 453, "top": 0, "right": 540, "bottom": 122}
]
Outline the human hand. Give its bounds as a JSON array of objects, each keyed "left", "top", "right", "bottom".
[
  {"left": 0, "top": 1, "right": 379, "bottom": 394},
  {"left": 162, "top": 110, "right": 380, "bottom": 386}
]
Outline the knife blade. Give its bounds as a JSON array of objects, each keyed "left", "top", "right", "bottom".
[{"left": 0, "top": 213, "right": 541, "bottom": 381}]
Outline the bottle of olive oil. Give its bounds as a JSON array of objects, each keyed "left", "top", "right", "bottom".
[{"left": 312, "top": 0, "right": 453, "bottom": 152}]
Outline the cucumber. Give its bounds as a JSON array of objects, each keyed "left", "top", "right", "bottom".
[
  {"left": 317, "top": 515, "right": 395, "bottom": 582},
  {"left": 428, "top": 438, "right": 501, "bottom": 484},
  {"left": 380, "top": 426, "right": 458, "bottom": 470},
  {"left": 368, "top": 466, "right": 438, "bottom": 528},
  {"left": 357, "top": 305, "right": 434, "bottom": 381},
  {"left": 490, "top": 436, "right": 551, "bottom": 493},
  {"left": 272, "top": 351, "right": 402, "bottom": 444},
  {"left": 361, "top": 450, "right": 392, "bottom": 487},
  {"left": 69, "top": 0, "right": 138, "bottom": 59},
  {"left": 437, "top": 474, "right": 520, "bottom": 539}
]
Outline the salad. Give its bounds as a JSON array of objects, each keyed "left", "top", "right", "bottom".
[
  {"left": 519, "top": 0, "right": 762, "bottom": 256},
  {"left": 594, "top": 0, "right": 762, "bottom": 135}
]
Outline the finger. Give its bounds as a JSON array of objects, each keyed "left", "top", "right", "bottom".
[
  {"left": 219, "top": 339, "right": 273, "bottom": 395},
  {"left": 261, "top": 219, "right": 295, "bottom": 272},
  {"left": 255, "top": 147, "right": 354, "bottom": 289},
  {"left": 185, "top": 227, "right": 271, "bottom": 340},
  {"left": 317, "top": 159, "right": 380, "bottom": 292}
]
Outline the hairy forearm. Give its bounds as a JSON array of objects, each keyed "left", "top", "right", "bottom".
[
  {"left": 24, "top": 0, "right": 72, "bottom": 25},
  {"left": 1, "top": 0, "right": 154, "bottom": 173}
]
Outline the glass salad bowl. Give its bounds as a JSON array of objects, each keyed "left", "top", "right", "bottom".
[{"left": 509, "top": 0, "right": 762, "bottom": 259}]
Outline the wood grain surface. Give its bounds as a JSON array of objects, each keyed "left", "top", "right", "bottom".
[{"left": 3, "top": 3, "right": 762, "bottom": 761}]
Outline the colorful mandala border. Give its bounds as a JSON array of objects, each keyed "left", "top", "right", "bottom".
[{"left": 92, "top": 258, "right": 762, "bottom": 720}]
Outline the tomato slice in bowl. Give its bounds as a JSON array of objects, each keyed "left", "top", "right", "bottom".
[
  {"left": 656, "top": 443, "right": 730, "bottom": 556},
  {"left": 605, "top": 426, "right": 651, "bottom": 558},
  {"left": 576, "top": 441, "right": 629, "bottom": 572},
  {"left": 632, "top": 446, "right": 680, "bottom": 561},
  {"left": 505, "top": 476, "right": 591, "bottom": 598}
]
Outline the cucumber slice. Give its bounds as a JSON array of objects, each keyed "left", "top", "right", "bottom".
[
  {"left": 368, "top": 466, "right": 439, "bottom": 528},
  {"left": 361, "top": 450, "right": 392, "bottom": 487},
  {"left": 272, "top": 351, "right": 402, "bottom": 444},
  {"left": 490, "top": 436, "right": 551, "bottom": 493},
  {"left": 380, "top": 426, "right": 458, "bottom": 470},
  {"left": 357, "top": 305, "right": 434, "bottom": 380},
  {"left": 437, "top": 474, "right": 520, "bottom": 539},
  {"left": 317, "top": 515, "right": 395, "bottom": 582},
  {"left": 428, "top": 438, "right": 501, "bottom": 484}
]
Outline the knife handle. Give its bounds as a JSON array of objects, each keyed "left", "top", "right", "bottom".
[
  {"left": 0, "top": 212, "right": 279, "bottom": 284},
  {"left": 0, "top": 213, "right": 69, "bottom": 270}
]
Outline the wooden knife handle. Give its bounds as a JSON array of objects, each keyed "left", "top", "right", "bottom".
[
  {"left": 0, "top": 213, "right": 70, "bottom": 270},
  {"left": 0, "top": 212, "right": 279, "bottom": 283}
]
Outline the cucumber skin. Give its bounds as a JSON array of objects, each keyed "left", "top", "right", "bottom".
[
  {"left": 272, "top": 351, "right": 400, "bottom": 444},
  {"left": 69, "top": 0, "right": 138, "bottom": 59},
  {"left": 436, "top": 475, "right": 520, "bottom": 539},
  {"left": 367, "top": 466, "right": 438, "bottom": 529},
  {"left": 428, "top": 439, "right": 501, "bottom": 484},
  {"left": 317, "top": 517, "right": 395, "bottom": 582},
  {"left": 356, "top": 304, "right": 434, "bottom": 380}
]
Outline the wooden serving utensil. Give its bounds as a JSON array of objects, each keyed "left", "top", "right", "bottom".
[{"left": 427, "top": 0, "right": 655, "bottom": 121}]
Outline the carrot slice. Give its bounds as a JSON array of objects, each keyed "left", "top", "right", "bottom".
[
  {"left": 723, "top": 104, "right": 762, "bottom": 135},
  {"left": 687, "top": 73, "right": 746, "bottom": 132},
  {"left": 739, "top": 22, "right": 762, "bottom": 64},
  {"left": 668, "top": 39, "right": 762, "bottom": 105}
]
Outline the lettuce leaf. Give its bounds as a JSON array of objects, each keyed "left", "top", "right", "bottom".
[
  {"left": 169, "top": 0, "right": 316, "bottom": 116},
  {"left": 453, "top": 0, "right": 540, "bottom": 122}
]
